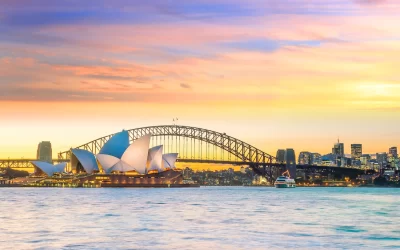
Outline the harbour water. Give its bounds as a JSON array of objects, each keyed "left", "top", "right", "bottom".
[{"left": 0, "top": 187, "right": 399, "bottom": 249}]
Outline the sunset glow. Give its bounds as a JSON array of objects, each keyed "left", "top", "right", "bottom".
[{"left": 1, "top": 0, "right": 399, "bottom": 159}]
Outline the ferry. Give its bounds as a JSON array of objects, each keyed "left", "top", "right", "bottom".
[{"left": 274, "top": 176, "right": 296, "bottom": 188}]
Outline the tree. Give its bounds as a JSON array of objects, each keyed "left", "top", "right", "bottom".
[{"left": 373, "top": 176, "right": 388, "bottom": 186}]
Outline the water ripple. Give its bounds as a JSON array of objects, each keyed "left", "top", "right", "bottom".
[
  {"left": 0, "top": 187, "right": 399, "bottom": 249},
  {"left": 335, "top": 226, "right": 368, "bottom": 233}
]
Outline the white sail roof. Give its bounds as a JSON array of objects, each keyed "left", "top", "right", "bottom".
[
  {"left": 147, "top": 145, "right": 163, "bottom": 173},
  {"left": 54, "top": 163, "right": 66, "bottom": 173},
  {"left": 121, "top": 134, "right": 151, "bottom": 174},
  {"left": 109, "top": 160, "right": 135, "bottom": 173},
  {"left": 71, "top": 149, "right": 99, "bottom": 173},
  {"left": 31, "top": 161, "right": 66, "bottom": 176},
  {"left": 96, "top": 154, "right": 120, "bottom": 173},
  {"left": 162, "top": 153, "right": 178, "bottom": 170},
  {"left": 94, "top": 133, "right": 178, "bottom": 175},
  {"left": 99, "top": 130, "right": 130, "bottom": 158}
]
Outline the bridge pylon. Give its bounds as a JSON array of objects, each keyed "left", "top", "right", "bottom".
[{"left": 284, "top": 149, "right": 296, "bottom": 179}]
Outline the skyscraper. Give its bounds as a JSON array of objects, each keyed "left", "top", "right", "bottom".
[
  {"left": 376, "top": 152, "right": 388, "bottom": 168},
  {"left": 332, "top": 139, "right": 344, "bottom": 157},
  {"left": 351, "top": 144, "right": 362, "bottom": 160},
  {"left": 36, "top": 141, "right": 52, "bottom": 163},
  {"left": 276, "top": 149, "right": 286, "bottom": 163},
  {"left": 389, "top": 147, "right": 398, "bottom": 158},
  {"left": 388, "top": 147, "right": 398, "bottom": 168}
]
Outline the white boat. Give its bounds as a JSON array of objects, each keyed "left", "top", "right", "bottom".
[{"left": 274, "top": 176, "right": 296, "bottom": 188}]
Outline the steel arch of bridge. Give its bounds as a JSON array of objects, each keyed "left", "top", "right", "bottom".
[{"left": 58, "top": 125, "right": 275, "bottom": 166}]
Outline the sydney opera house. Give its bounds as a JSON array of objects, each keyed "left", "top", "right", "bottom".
[{"left": 29, "top": 131, "right": 196, "bottom": 188}]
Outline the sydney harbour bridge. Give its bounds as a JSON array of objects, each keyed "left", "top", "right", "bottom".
[{"left": 0, "top": 125, "right": 364, "bottom": 181}]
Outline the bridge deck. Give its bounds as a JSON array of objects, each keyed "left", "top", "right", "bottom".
[{"left": 0, "top": 158, "right": 364, "bottom": 172}]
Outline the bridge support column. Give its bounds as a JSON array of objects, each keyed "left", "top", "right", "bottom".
[{"left": 284, "top": 149, "right": 297, "bottom": 179}]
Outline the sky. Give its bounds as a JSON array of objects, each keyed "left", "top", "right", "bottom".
[{"left": 0, "top": 0, "right": 400, "bottom": 159}]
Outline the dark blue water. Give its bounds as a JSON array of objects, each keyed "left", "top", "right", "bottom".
[{"left": 0, "top": 187, "right": 399, "bottom": 249}]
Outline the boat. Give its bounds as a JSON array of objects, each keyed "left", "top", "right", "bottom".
[{"left": 274, "top": 176, "right": 296, "bottom": 188}]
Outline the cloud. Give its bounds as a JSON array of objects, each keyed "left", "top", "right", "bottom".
[
  {"left": 180, "top": 83, "right": 192, "bottom": 89},
  {"left": 1, "top": 0, "right": 400, "bottom": 111},
  {"left": 83, "top": 74, "right": 132, "bottom": 81},
  {"left": 354, "top": 0, "right": 387, "bottom": 4}
]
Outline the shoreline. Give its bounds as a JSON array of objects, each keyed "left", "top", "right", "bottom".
[
  {"left": 0, "top": 183, "right": 200, "bottom": 188},
  {"left": 1, "top": 183, "right": 398, "bottom": 188}
]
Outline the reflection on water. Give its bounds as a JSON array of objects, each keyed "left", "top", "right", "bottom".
[{"left": 0, "top": 187, "right": 399, "bottom": 249}]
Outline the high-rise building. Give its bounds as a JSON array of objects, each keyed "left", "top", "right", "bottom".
[
  {"left": 311, "top": 153, "right": 322, "bottom": 165},
  {"left": 351, "top": 144, "right": 362, "bottom": 160},
  {"left": 388, "top": 147, "right": 398, "bottom": 168},
  {"left": 36, "top": 141, "right": 52, "bottom": 163},
  {"left": 332, "top": 140, "right": 344, "bottom": 157},
  {"left": 376, "top": 152, "right": 388, "bottom": 168},
  {"left": 276, "top": 149, "right": 286, "bottom": 163},
  {"left": 298, "top": 151, "right": 312, "bottom": 165},
  {"left": 389, "top": 147, "right": 398, "bottom": 158},
  {"left": 360, "top": 154, "right": 371, "bottom": 166}
]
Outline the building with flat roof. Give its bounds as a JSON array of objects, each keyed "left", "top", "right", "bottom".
[
  {"left": 376, "top": 152, "right": 388, "bottom": 168},
  {"left": 389, "top": 147, "right": 398, "bottom": 158},
  {"left": 311, "top": 153, "right": 322, "bottom": 165},
  {"left": 351, "top": 144, "right": 362, "bottom": 160},
  {"left": 298, "top": 151, "right": 312, "bottom": 165},
  {"left": 276, "top": 149, "right": 285, "bottom": 163}
]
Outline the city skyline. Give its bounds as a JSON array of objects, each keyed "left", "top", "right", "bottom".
[
  {"left": 1, "top": 0, "right": 400, "bottom": 158},
  {"left": 1, "top": 2, "right": 399, "bottom": 250},
  {"left": 1, "top": 128, "right": 397, "bottom": 160}
]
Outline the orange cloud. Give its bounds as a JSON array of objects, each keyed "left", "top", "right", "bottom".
[{"left": 1, "top": 3, "right": 400, "bottom": 158}]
